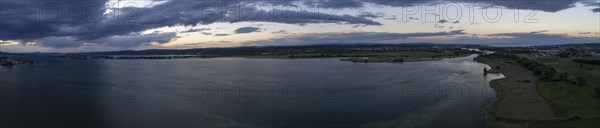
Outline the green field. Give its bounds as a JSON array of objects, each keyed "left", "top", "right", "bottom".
[
  {"left": 549, "top": 58, "right": 600, "bottom": 87},
  {"left": 517, "top": 54, "right": 600, "bottom": 87},
  {"left": 514, "top": 54, "right": 600, "bottom": 128},
  {"left": 536, "top": 81, "right": 600, "bottom": 118},
  {"left": 530, "top": 118, "right": 600, "bottom": 128}
]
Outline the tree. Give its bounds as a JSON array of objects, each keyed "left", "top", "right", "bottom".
[
  {"left": 577, "top": 76, "right": 587, "bottom": 86},
  {"left": 559, "top": 72, "right": 569, "bottom": 81},
  {"left": 573, "top": 59, "right": 600, "bottom": 65},
  {"left": 484, "top": 68, "right": 488, "bottom": 74},
  {"left": 595, "top": 88, "right": 600, "bottom": 99},
  {"left": 533, "top": 66, "right": 544, "bottom": 76},
  {"left": 542, "top": 67, "right": 557, "bottom": 80}
]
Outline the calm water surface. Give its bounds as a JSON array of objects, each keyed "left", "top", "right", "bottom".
[{"left": 0, "top": 54, "right": 503, "bottom": 128}]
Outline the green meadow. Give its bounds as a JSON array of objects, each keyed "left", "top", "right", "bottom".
[
  {"left": 517, "top": 54, "right": 600, "bottom": 128},
  {"left": 530, "top": 118, "right": 600, "bottom": 128}
]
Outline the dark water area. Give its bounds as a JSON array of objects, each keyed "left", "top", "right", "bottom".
[{"left": 0, "top": 54, "right": 503, "bottom": 128}]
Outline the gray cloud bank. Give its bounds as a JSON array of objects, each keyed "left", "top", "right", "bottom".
[
  {"left": 0, "top": 0, "right": 597, "bottom": 50},
  {"left": 241, "top": 30, "right": 598, "bottom": 46},
  {"left": 235, "top": 27, "right": 262, "bottom": 34},
  {"left": 242, "top": 30, "right": 468, "bottom": 45}
]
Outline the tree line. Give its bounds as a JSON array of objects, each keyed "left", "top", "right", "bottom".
[
  {"left": 573, "top": 58, "right": 600, "bottom": 65},
  {"left": 481, "top": 53, "right": 586, "bottom": 86}
]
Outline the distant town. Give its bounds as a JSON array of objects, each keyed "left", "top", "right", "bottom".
[{"left": 0, "top": 57, "right": 34, "bottom": 66}]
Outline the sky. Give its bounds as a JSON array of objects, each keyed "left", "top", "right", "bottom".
[{"left": 0, "top": 0, "right": 599, "bottom": 53}]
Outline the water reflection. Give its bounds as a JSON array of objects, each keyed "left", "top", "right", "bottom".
[{"left": 0, "top": 55, "right": 503, "bottom": 127}]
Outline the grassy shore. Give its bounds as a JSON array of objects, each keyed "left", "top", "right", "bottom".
[
  {"left": 476, "top": 54, "right": 600, "bottom": 128},
  {"left": 512, "top": 54, "right": 600, "bottom": 128},
  {"left": 516, "top": 54, "right": 600, "bottom": 117},
  {"left": 475, "top": 55, "right": 558, "bottom": 128},
  {"left": 530, "top": 118, "right": 600, "bottom": 128}
]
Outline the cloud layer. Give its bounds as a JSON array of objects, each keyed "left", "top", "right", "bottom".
[
  {"left": 234, "top": 27, "right": 262, "bottom": 34},
  {"left": 241, "top": 30, "right": 599, "bottom": 46},
  {"left": 0, "top": 0, "right": 597, "bottom": 52},
  {"left": 241, "top": 30, "right": 467, "bottom": 46}
]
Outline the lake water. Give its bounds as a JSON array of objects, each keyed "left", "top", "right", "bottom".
[{"left": 0, "top": 54, "right": 503, "bottom": 128}]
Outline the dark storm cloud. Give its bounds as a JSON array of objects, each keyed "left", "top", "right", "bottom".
[
  {"left": 201, "top": 32, "right": 213, "bottom": 35},
  {"left": 272, "top": 30, "right": 290, "bottom": 34},
  {"left": 241, "top": 30, "right": 467, "bottom": 46},
  {"left": 438, "top": 19, "right": 449, "bottom": 24},
  {"left": 0, "top": 0, "right": 380, "bottom": 47},
  {"left": 0, "top": 0, "right": 108, "bottom": 40},
  {"left": 216, "top": 41, "right": 233, "bottom": 43},
  {"left": 303, "top": 0, "right": 365, "bottom": 8},
  {"left": 214, "top": 34, "right": 230, "bottom": 36},
  {"left": 38, "top": 37, "right": 85, "bottom": 48},
  {"left": 0, "top": 0, "right": 596, "bottom": 50},
  {"left": 359, "top": 0, "right": 588, "bottom": 12},
  {"left": 234, "top": 27, "right": 261, "bottom": 34},
  {"left": 224, "top": 7, "right": 382, "bottom": 26},
  {"left": 358, "top": 12, "right": 384, "bottom": 18},
  {"left": 94, "top": 32, "right": 177, "bottom": 47},
  {"left": 242, "top": 29, "right": 599, "bottom": 46},
  {"left": 181, "top": 28, "right": 211, "bottom": 33},
  {"left": 582, "top": 0, "right": 600, "bottom": 12},
  {"left": 36, "top": 32, "right": 177, "bottom": 48},
  {"left": 2, "top": 0, "right": 592, "bottom": 40},
  {"left": 183, "top": 43, "right": 205, "bottom": 46},
  {"left": 437, "top": 19, "right": 459, "bottom": 24},
  {"left": 22, "top": 0, "right": 589, "bottom": 41}
]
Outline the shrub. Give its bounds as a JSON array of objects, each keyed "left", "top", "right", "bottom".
[
  {"left": 559, "top": 72, "right": 569, "bottom": 81},
  {"left": 595, "top": 88, "right": 600, "bottom": 99},
  {"left": 577, "top": 76, "right": 586, "bottom": 86},
  {"left": 573, "top": 58, "right": 600, "bottom": 65}
]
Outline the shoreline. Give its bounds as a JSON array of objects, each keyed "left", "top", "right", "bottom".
[
  {"left": 0, "top": 57, "right": 35, "bottom": 66},
  {"left": 475, "top": 55, "right": 560, "bottom": 128},
  {"left": 52, "top": 52, "right": 475, "bottom": 63}
]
